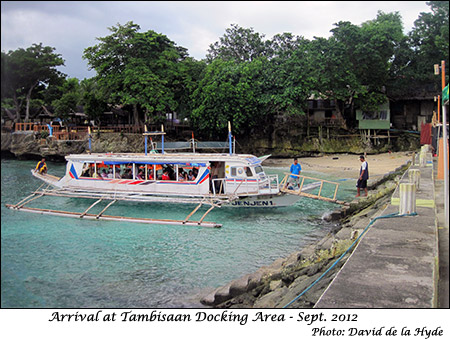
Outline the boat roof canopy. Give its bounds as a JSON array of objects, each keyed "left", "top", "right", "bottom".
[{"left": 66, "top": 153, "right": 263, "bottom": 166}]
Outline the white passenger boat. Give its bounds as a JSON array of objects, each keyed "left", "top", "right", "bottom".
[
  {"left": 9, "top": 126, "right": 339, "bottom": 227},
  {"left": 31, "top": 152, "right": 304, "bottom": 207}
]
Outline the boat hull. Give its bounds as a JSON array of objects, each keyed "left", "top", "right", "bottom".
[{"left": 226, "top": 193, "right": 301, "bottom": 207}]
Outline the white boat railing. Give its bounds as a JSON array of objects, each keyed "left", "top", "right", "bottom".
[{"left": 211, "top": 174, "right": 279, "bottom": 197}]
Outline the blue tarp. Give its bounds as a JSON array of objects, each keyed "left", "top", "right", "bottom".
[{"left": 102, "top": 161, "right": 206, "bottom": 167}]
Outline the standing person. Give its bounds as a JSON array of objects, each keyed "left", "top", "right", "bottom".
[
  {"left": 285, "top": 158, "right": 302, "bottom": 189},
  {"left": 35, "top": 158, "right": 47, "bottom": 174},
  {"left": 356, "top": 155, "right": 369, "bottom": 197}
]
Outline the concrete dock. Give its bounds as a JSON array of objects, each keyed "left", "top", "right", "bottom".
[{"left": 315, "top": 153, "right": 448, "bottom": 308}]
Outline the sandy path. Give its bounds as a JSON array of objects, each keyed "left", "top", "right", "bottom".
[{"left": 264, "top": 151, "right": 415, "bottom": 180}]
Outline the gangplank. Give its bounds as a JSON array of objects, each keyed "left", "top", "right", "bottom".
[{"left": 280, "top": 173, "right": 347, "bottom": 205}]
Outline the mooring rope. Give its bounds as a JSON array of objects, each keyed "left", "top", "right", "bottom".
[{"left": 282, "top": 211, "right": 418, "bottom": 308}]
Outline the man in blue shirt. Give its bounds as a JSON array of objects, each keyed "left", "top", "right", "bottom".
[{"left": 285, "top": 158, "right": 302, "bottom": 189}]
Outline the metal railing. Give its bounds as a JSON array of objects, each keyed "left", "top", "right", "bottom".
[
  {"left": 280, "top": 173, "right": 340, "bottom": 202},
  {"left": 211, "top": 174, "right": 279, "bottom": 197}
]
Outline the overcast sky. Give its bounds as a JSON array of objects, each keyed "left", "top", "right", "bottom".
[{"left": 1, "top": 1, "right": 431, "bottom": 80}]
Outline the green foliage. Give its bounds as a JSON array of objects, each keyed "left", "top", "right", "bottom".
[
  {"left": 260, "top": 37, "right": 315, "bottom": 116},
  {"left": 206, "top": 24, "right": 268, "bottom": 62},
  {"left": 402, "top": 1, "right": 449, "bottom": 89},
  {"left": 83, "top": 21, "right": 191, "bottom": 125},
  {"left": 80, "top": 78, "right": 108, "bottom": 124},
  {"left": 191, "top": 59, "right": 264, "bottom": 138},
  {"left": 2, "top": 2, "right": 447, "bottom": 139},
  {"left": 1, "top": 43, "right": 65, "bottom": 121},
  {"left": 52, "top": 78, "right": 81, "bottom": 120}
]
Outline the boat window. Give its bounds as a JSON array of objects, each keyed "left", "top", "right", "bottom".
[
  {"left": 254, "top": 166, "right": 264, "bottom": 174},
  {"left": 121, "top": 164, "right": 133, "bottom": 179},
  {"left": 81, "top": 162, "right": 92, "bottom": 177},
  {"left": 245, "top": 167, "right": 253, "bottom": 177},
  {"left": 230, "top": 166, "right": 252, "bottom": 177},
  {"left": 158, "top": 164, "right": 175, "bottom": 181},
  {"left": 134, "top": 164, "right": 146, "bottom": 180},
  {"left": 80, "top": 162, "right": 103, "bottom": 178},
  {"left": 177, "top": 165, "right": 192, "bottom": 181}
]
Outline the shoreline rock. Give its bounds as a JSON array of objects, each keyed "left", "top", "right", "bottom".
[
  {"left": 2, "top": 130, "right": 420, "bottom": 160},
  {"left": 199, "top": 162, "right": 410, "bottom": 308}
]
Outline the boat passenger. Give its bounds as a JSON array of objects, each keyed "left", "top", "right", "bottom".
[
  {"left": 107, "top": 168, "right": 114, "bottom": 179},
  {"left": 178, "top": 169, "right": 187, "bottom": 181},
  {"left": 35, "top": 158, "right": 47, "bottom": 174},
  {"left": 114, "top": 169, "right": 121, "bottom": 178},
  {"left": 147, "top": 169, "right": 154, "bottom": 180},
  {"left": 100, "top": 169, "right": 108, "bottom": 179},
  {"left": 81, "top": 168, "right": 90, "bottom": 177},
  {"left": 122, "top": 169, "right": 132, "bottom": 179},
  {"left": 188, "top": 170, "right": 195, "bottom": 181},
  {"left": 162, "top": 170, "right": 170, "bottom": 181},
  {"left": 137, "top": 169, "right": 144, "bottom": 180}
]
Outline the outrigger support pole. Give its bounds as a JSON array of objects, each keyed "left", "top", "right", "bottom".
[
  {"left": 80, "top": 199, "right": 103, "bottom": 218},
  {"left": 183, "top": 202, "right": 203, "bottom": 224},
  {"left": 161, "top": 124, "right": 165, "bottom": 154},
  {"left": 228, "top": 121, "right": 233, "bottom": 155},
  {"left": 198, "top": 205, "right": 216, "bottom": 225},
  {"left": 88, "top": 126, "right": 92, "bottom": 154},
  {"left": 144, "top": 125, "right": 148, "bottom": 156},
  {"left": 142, "top": 127, "right": 166, "bottom": 155},
  {"left": 96, "top": 199, "right": 117, "bottom": 219}
]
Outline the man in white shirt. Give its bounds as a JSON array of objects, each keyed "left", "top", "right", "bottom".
[{"left": 356, "top": 155, "right": 369, "bottom": 197}]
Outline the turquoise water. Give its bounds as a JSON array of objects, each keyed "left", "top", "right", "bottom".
[{"left": 1, "top": 158, "right": 355, "bottom": 308}]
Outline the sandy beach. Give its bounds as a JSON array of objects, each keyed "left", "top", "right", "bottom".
[{"left": 264, "top": 151, "right": 415, "bottom": 180}]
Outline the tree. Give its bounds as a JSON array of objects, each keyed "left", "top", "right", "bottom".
[
  {"left": 83, "top": 21, "right": 190, "bottom": 126},
  {"left": 206, "top": 24, "right": 269, "bottom": 63},
  {"left": 51, "top": 78, "right": 81, "bottom": 122},
  {"left": 309, "top": 26, "right": 362, "bottom": 118},
  {"left": 407, "top": 1, "right": 449, "bottom": 86},
  {"left": 261, "top": 36, "right": 315, "bottom": 117},
  {"left": 190, "top": 58, "right": 264, "bottom": 138},
  {"left": 310, "top": 12, "right": 405, "bottom": 125},
  {"left": 80, "top": 78, "right": 108, "bottom": 126},
  {"left": 1, "top": 43, "right": 65, "bottom": 122}
]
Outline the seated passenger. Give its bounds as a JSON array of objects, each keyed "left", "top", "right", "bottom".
[
  {"left": 162, "top": 170, "right": 170, "bottom": 180},
  {"left": 178, "top": 170, "right": 187, "bottom": 181},
  {"left": 35, "top": 158, "right": 47, "bottom": 174},
  {"left": 137, "top": 169, "right": 144, "bottom": 180},
  {"left": 107, "top": 168, "right": 114, "bottom": 179},
  {"left": 122, "top": 169, "right": 132, "bottom": 179},
  {"left": 100, "top": 169, "right": 108, "bottom": 179},
  {"left": 188, "top": 170, "right": 195, "bottom": 181},
  {"left": 81, "top": 168, "right": 90, "bottom": 177},
  {"left": 147, "top": 169, "right": 154, "bottom": 180}
]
